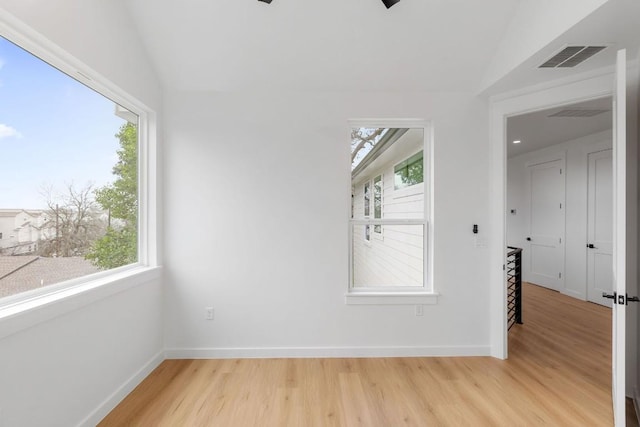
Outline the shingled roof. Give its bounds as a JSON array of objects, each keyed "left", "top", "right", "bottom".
[{"left": 0, "top": 256, "right": 100, "bottom": 298}]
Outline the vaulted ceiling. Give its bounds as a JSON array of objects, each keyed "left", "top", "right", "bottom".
[
  {"left": 126, "top": 0, "right": 639, "bottom": 94},
  {"left": 126, "top": 0, "right": 521, "bottom": 92}
]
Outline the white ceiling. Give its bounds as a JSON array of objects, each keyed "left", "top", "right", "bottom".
[
  {"left": 507, "top": 96, "right": 612, "bottom": 158},
  {"left": 126, "top": 0, "right": 640, "bottom": 95},
  {"left": 126, "top": 0, "right": 521, "bottom": 92},
  {"left": 483, "top": 0, "right": 640, "bottom": 95}
]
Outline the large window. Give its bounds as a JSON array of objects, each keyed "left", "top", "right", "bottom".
[
  {"left": 349, "top": 122, "right": 432, "bottom": 302},
  {"left": 0, "top": 35, "right": 147, "bottom": 302}
]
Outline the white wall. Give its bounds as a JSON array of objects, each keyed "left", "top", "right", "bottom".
[
  {"left": 0, "top": 276, "right": 163, "bottom": 426},
  {"left": 163, "top": 90, "right": 492, "bottom": 357},
  {"left": 0, "top": 2, "right": 164, "bottom": 426},
  {"left": 507, "top": 130, "right": 612, "bottom": 300}
]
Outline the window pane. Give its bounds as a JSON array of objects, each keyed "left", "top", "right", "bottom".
[
  {"left": 0, "top": 36, "right": 139, "bottom": 300},
  {"left": 363, "top": 182, "right": 370, "bottom": 217},
  {"left": 394, "top": 167, "right": 408, "bottom": 190},
  {"left": 407, "top": 160, "right": 423, "bottom": 186},
  {"left": 373, "top": 175, "right": 382, "bottom": 220},
  {"left": 351, "top": 128, "right": 388, "bottom": 171},
  {"left": 352, "top": 224, "right": 423, "bottom": 287},
  {"left": 351, "top": 127, "right": 425, "bottom": 288},
  {"left": 395, "top": 151, "right": 423, "bottom": 189}
]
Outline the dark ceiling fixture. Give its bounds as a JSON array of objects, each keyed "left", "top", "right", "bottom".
[
  {"left": 382, "top": 0, "right": 400, "bottom": 8},
  {"left": 258, "top": 0, "right": 400, "bottom": 8}
]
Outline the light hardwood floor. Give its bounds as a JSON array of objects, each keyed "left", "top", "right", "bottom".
[{"left": 100, "top": 283, "right": 626, "bottom": 426}]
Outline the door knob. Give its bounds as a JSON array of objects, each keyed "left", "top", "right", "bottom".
[
  {"left": 627, "top": 295, "right": 639, "bottom": 304},
  {"left": 602, "top": 292, "right": 616, "bottom": 300},
  {"left": 587, "top": 243, "right": 596, "bottom": 249},
  {"left": 526, "top": 237, "right": 531, "bottom": 241}
]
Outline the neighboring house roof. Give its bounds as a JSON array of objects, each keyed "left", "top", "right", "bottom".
[
  {"left": 0, "top": 209, "right": 44, "bottom": 218},
  {"left": 0, "top": 256, "right": 99, "bottom": 298}
]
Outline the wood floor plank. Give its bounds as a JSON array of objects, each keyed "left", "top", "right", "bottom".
[{"left": 99, "top": 283, "right": 622, "bottom": 426}]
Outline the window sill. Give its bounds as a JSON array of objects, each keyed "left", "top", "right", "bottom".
[
  {"left": 345, "top": 291, "right": 439, "bottom": 305},
  {"left": 0, "top": 265, "right": 162, "bottom": 340}
]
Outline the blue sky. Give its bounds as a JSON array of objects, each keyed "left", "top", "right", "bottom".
[{"left": 0, "top": 36, "right": 130, "bottom": 209}]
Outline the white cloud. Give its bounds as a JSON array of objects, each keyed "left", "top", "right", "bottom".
[{"left": 0, "top": 123, "right": 22, "bottom": 139}]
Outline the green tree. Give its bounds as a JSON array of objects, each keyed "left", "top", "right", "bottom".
[{"left": 86, "top": 122, "right": 138, "bottom": 269}]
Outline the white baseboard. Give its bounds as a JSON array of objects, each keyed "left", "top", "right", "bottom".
[
  {"left": 78, "top": 350, "right": 165, "bottom": 427},
  {"left": 560, "top": 289, "right": 585, "bottom": 300},
  {"left": 164, "top": 345, "right": 491, "bottom": 359}
]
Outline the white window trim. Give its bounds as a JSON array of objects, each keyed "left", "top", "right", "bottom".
[
  {"left": 0, "top": 13, "right": 159, "bottom": 320},
  {"left": 346, "top": 119, "right": 436, "bottom": 305}
]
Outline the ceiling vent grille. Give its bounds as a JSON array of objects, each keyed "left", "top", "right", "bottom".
[
  {"left": 539, "top": 46, "right": 606, "bottom": 68},
  {"left": 548, "top": 109, "right": 609, "bottom": 118}
]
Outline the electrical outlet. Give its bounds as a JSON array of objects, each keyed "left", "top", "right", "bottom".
[
  {"left": 205, "top": 307, "right": 214, "bottom": 320},
  {"left": 415, "top": 305, "right": 423, "bottom": 316}
]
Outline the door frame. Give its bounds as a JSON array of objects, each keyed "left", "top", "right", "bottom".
[{"left": 489, "top": 72, "right": 613, "bottom": 359}]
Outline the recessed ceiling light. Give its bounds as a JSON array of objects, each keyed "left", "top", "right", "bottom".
[{"left": 513, "top": 140, "right": 521, "bottom": 144}]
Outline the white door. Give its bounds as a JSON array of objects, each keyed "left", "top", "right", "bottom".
[
  {"left": 526, "top": 159, "right": 565, "bottom": 290},
  {"left": 586, "top": 149, "right": 613, "bottom": 307},
  {"left": 610, "top": 48, "right": 627, "bottom": 427}
]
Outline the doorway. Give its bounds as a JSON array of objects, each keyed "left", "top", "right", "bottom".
[
  {"left": 506, "top": 97, "right": 612, "bottom": 303},
  {"left": 490, "top": 51, "right": 638, "bottom": 425},
  {"left": 504, "top": 95, "right": 620, "bottom": 421}
]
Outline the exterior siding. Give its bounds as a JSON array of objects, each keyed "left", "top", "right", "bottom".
[{"left": 352, "top": 143, "right": 424, "bottom": 287}]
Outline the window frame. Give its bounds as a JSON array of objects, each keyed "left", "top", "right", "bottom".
[
  {"left": 346, "top": 119, "right": 436, "bottom": 305},
  {"left": 0, "top": 17, "right": 159, "bottom": 316}
]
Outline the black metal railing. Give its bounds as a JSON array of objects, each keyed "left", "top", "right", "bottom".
[{"left": 507, "top": 247, "right": 523, "bottom": 330}]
